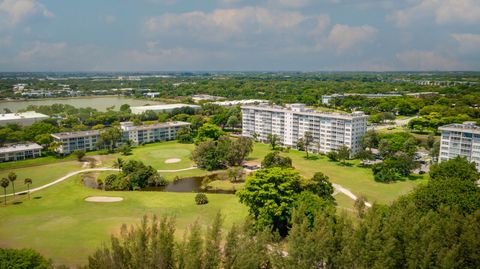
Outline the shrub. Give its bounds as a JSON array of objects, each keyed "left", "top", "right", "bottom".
[
  {"left": 327, "top": 151, "right": 338, "bottom": 161},
  {"left": 73, "top": 149, "right": 86, "bottom": 161},
  {"left": 195, "top": 193, "right": 209, "bottom": 205}
]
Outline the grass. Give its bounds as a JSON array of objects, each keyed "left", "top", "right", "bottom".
[
  {"left": 0, "top": 161, "right": 82, "bottom": 195},
  {"left": 0, "top": 155, "right": 76, "bottom": 170},
  {"left": 0, "top": 175, "right": 247, "bottom": 266},
  {"left": 0, "top": 140, "right": 428, "bottom": 266},
  {"left": 247, "top": 143, "right": 428, "bottom": 204},
  {"left": 96, "top": 141, "right": 196, "bottom": 170}
]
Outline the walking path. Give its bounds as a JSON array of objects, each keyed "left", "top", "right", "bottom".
[
  {"left": 2, "top": 166, "right": 370, "bottom": 207},
  {"left": 2, "top": 166, "right": 198, "bottom": 198}
]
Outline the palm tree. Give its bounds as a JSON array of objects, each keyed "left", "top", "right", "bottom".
[
  {"left": 7, "top": 172, "right": 17, "bottom": 199},
  {"left": 1, "top": 178, "right": 9, "bottom": 205},
  {"left": 24, "top": 178, "right": 33, "bottom": 200}
]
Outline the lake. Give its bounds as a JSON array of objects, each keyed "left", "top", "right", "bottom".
[{"left": 0, "top": 96, "right": 164, "bottom": 112}]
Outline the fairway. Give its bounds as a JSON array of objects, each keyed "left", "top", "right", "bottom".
[
  {"left": 0, "top": 175, "right": 247, "bottom": 266},
  {"left": 248, "top": 143, "right": 428, "bottom": 204}
]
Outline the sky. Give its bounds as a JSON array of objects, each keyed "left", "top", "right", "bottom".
[{"left": 0, "top": 0, "right": 479, "bottom": 72}]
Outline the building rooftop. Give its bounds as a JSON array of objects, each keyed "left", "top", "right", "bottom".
[
  {"left": 213, "top": 99, "right": 268, "bottom": 106},
  {"left": 125, "top": 121, "right": 190, "bottom": 131},
  {"left": 131, "top": 104, "right": 201, "bottom": 112},
  {"left": 51, "top": 130, "right": 101, "bottom": 139},
  {"left": 0, "top": 111, "right": 49, "bottom": 121},
  {"left": 242, "top": 103, "right": 367, "bottom": 120},
  {"left": 0, "top": 143, "right": 43, "bottom": 154},
  {"left": 439, "top": 122, "right": 480, "bottom": 134}
]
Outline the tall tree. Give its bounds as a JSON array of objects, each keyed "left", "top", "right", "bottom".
[
  {"left": 1, "top": 178, "right": 9, "bottom": 205},
  {"left": 7, "top": 172, "right": 17, "bottom": 199},
  {"left": 99, "top": 127, "right": 122, "bottom": 152},
  {"left": 303, "top": 132, "right": 314, "bottom": 158},
  {"left": 204, "top": 212, "right": 223, "bottom": 269},
  {"left": 183, "top": 221, "right": 204, "bottom": 269},
  {"left": 24, "top": 178, "right": 32, "bottom": 200},
  {"left": 237, "top": 167, "right": 303, "bottom": 236},
  {"left": 267, "top": 134, "right": 279, "bottom": 150}
]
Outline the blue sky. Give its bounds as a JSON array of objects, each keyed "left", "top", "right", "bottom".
[{"left": 0, "top": 0, "right": 479, "bottom": 71}]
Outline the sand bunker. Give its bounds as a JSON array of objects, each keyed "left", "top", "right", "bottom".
[
  {"left": 85, "top": 196, "right": 124, "bottom": 202},
  {"left": 165, "top": 158, "right": 181, "bottom": 164}
]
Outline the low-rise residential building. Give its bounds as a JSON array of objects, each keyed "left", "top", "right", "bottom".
[
  {"left": 242, "top": 103, "right": 368, "bottom": 155},
  {"left": 51, "top": 130, "right": 101, "bottom": 155},
  {"left": 0, "top": 111, "right": 49, "bottom": 126},
  {"left": 120, "top": 121, "right": 190, "bottom": 144},
  {"left": 213, "top": 99, "right": 268, "bottom": 107},
  {"left": 0, "top": 143, "right": 43, "bottom": 162},
  {"left": 191, "top": 94, "right": 225, "bottom": 103},
  {"left": 439, "top": 122, "right": 480, "bottom": 171},
  {"left": 130, "top": 104, "right": 201, "bottom": 114},
  {"left": 51, "top": 121, "right": 190, "bottom": 154}
]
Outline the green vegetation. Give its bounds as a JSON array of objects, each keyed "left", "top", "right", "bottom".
[
  {"left": 0, "top": 175, "right": 247, "bottom": 266},
  {"left": 0, "top": 248, "right": 53, "bottom": 269}
]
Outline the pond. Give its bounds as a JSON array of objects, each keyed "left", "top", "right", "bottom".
[
  {"left": 0, "top": 96, "right": 164, "bottom": 112},
  {"left": 83, "top": 175, "right": 235, "bottom": 194},
  {"left": 143, "top": 176, "right": 235, "bottom": 194}
]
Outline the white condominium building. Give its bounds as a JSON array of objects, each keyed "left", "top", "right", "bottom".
[
  {"left": 51, "top": 121, "right": 190, "bottom": 155},
  {"left": 0, "top": 143, "right": 43, "bottom": 162},
  {"left": 439, "top": 122, "right": 480, "bottom": 171},
  {"left": 241, "top": 103, "right": 368, "bottom": 155}
]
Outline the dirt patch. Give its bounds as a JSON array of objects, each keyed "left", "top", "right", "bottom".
[
  {"left": 164, "top": 158, "right": 181, "bottom": 164},
  {"left": 84, "top": 196, "right": 123, "bottom": 202}
]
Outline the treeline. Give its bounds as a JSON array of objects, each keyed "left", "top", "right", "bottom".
[{"left": 84, "top": 157, "right": 479, "bottom": 269}]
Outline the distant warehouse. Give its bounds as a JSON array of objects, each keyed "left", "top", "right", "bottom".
[
  {"left": 130, "top": 104, "right": 200, "bottom": 115},
  {"left": 0, "top": 143, "right": 42, "bottom": 162},
  {"left": 0, "top": 111, "right": 49, "bottom": 126},
  {"left": 51, "top": 121, "right": 190, "bottom": 155}
]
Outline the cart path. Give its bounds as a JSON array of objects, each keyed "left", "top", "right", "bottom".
[
  {"left": 2, "top": 166, "right": 198, "bottom": 197},
  {"left": 2, "top": 166, "right": 372, "bottom": 207}
]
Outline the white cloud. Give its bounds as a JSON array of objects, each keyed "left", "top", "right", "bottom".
[
  {"left": 396, "top": 50, "right": 462, "bottom": 70},
  {"left": 144, "top": 6, "right": 327, "bottom": 47},
  {"left": 327, "top": 24, "right": 377, "bottom": 53},
  {"left": 0, "top": 0, "right": 53, "bottom": 28},
  {"left": 388, "top": 0, "right": 480, "bottom": 27},
  {"left": 451, "top": 33, "right": 480, "bottom": 53},
  {"left": 17, "top": 41, "right": 67, "bottom": 62}
]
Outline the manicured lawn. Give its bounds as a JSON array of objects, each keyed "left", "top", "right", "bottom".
[
  {"left": 0, "top": 175, "right": 247, "bottom": 266},
  {"left": 248, "top": 143, "right": 428, "bottom": 204},
  {"left": 100, "top": 141, "right": 195, "bottom": 170},
  {"left": 0, "top": 161, "right": 82, "bottom": 195}
]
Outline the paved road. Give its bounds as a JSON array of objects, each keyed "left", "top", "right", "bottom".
[{"left": 2, "top": 166, "right": 198, "bottom": 198}]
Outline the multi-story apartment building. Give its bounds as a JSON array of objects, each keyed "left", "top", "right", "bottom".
[
  {"left": 51, "top": 121, "right": 190, "bottom": 155},
  {"left": 438, "top": 122, "right": 480, "bottom": 171},
  {"left": 120, "top": 121, "right": 190, "bottom": 144},
  {"left": 51, "top": 130, "right": 101, "bottom": 155},
  {"left": 0, "top": 143, "right": 43, "bottom": 162},
  {"left": 242, "top": 103, "right": 368, "bottom": 155}
]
